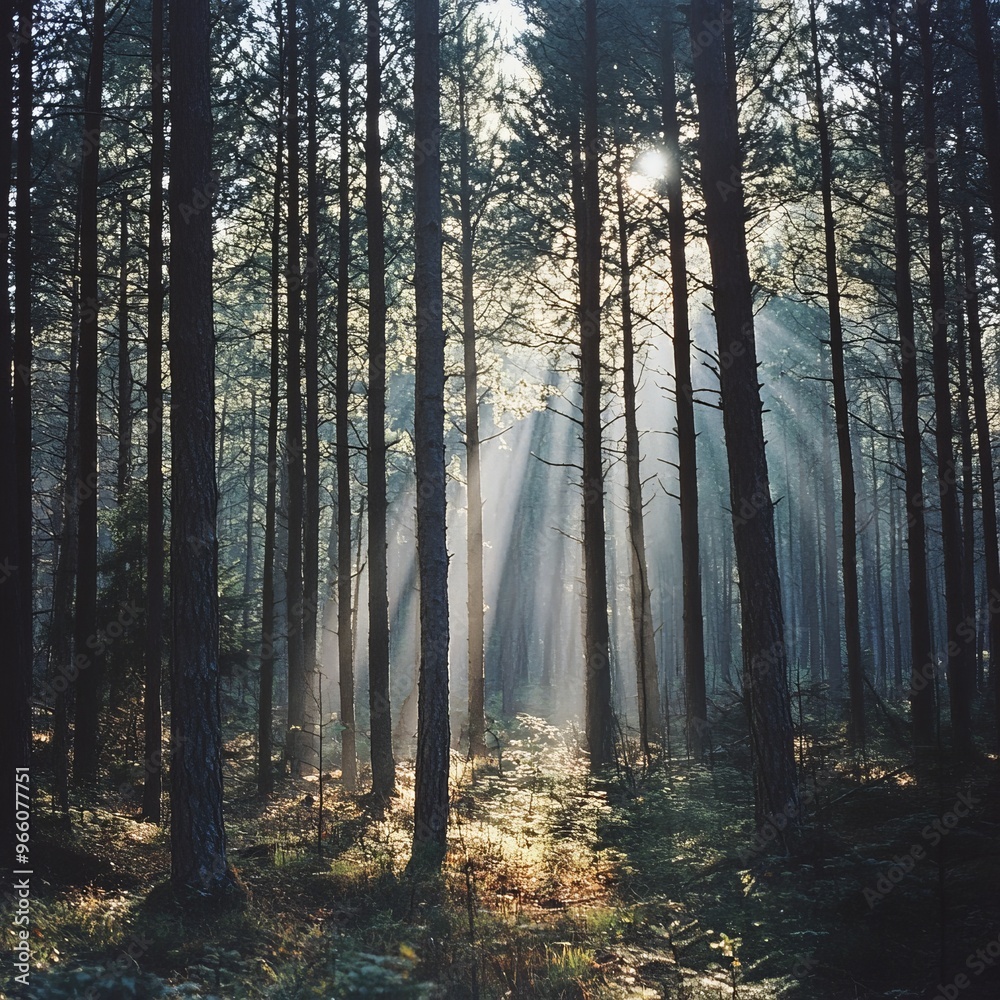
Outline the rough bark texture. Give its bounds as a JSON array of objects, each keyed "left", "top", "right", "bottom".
[
  {"left": 168, "top": 0, "right": 235, "bottom": 894},
  {"left": 73, "top": 0, "right": 106, "bottom": 786},
  {"left": 662, "top": 0, "right": 705, "bottom": 758},
  {"left": 888, "top": 0, "right": 934, "bottom": 747},
  {"left": 613, "top": 140, "right": 661, "bottom": 757},
  {"left": 688, "top": 0, "right": 798, "bottom": 832},
  {"left": 336, "top": 0, "right": 357, "bottom": 791},
  {"left": 808, "top": 0, "right": 861, "bottom": 738},
  {"left": 366, "top": 0, "right": 396, "bottom": 800},
  {"left": 141, "top": 0, "right": 165, "bottom": 822},
  {"left": 411, "top": 0, "right": 451, "bottom": 871},
  {"left": 580, "top": 0, "right": 614, "bottom": 770}
]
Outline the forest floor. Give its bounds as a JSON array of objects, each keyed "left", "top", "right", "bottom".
[{"left": 9, "top": 701, "right": 1000, "bottom": 999}]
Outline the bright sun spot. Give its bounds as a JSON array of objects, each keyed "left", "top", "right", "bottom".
[{"left": 633, "top": 148, "right": 668, "bottom": 181}]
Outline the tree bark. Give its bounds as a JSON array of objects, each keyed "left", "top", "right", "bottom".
[
  {"left": 580, "top": 0, "right": 614, "bottom": 770},
  {"left": 456, "top": 27, "right": 486, "bottom": 759},
  {"left": 284, "top": 0, "right": 307, "bottom": 777},
  {"left": 117, "top": 195, "right": 133, "bottom": 497},
  {"left": 807, "top": 0, "right": 861, "bottom": 737},
  {"left": 888, "top": 0, "right": 935, "bottom": 747},
  {"left": 73, "top": 0, "right": 107, "bottom": 786},
  {"left": 410, "top": 0, "right": 450, "bottom": 871},
  {"left": 335, "top": 0, "right": 357, "bottom": 790},
  {"left": 366, "top": 0, "right": 396, "bottom": 800},
  {"left": 661, "top": 0, "right": 706, "bottom": 757},
  {"left": 168, "top": 0, "right": 235, "bottom": 895},
  {"left": 141, "top": 0, "right": 166, "bottom": 822},
  {"left": 613, "top": 138, "right": 661, "bottom": 757},
  {"left": 688, "top": 0, "right": 798, "bottom": 832}
]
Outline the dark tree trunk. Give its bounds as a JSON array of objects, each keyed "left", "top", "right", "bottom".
[
  {"left": 0, "top": 2, "right": 31, "bottom": 855},
  {"left": 73, "top": 0, "right": 107, "bottom": 787},
  {"left": 688, "top": 0, "right": 798, "bottom": 832},
  {"left": 613, "top": 138, "right": 661, "bottom": 757},
  {"left": 819, "top": 391, "right": 842, "bottom": 695},
  {"left": 918, "top": 0, "right": 970, "bottom": 752},
  {"left": 303, "top": 0, "right": 321, "bottom": 778},
  {"left": 888, "top": 0, "right": 935, "bottom": 747},
  {"left": 168, "top": 0, "right": 235, "bottom": 895},
  {"left": 456, "top": 32, "right": 486, "bottom": 759},
  {"left": 335, "top": 0, "right": 357, "bottom": 791},
  {"left": 661, "top": 0, "right": 706, "bottom": 757},
  {"left": 14, "top": 0, "right": 31, "bottom": 657},
  {"left": 957, "top": 121, "right": 1000, "bottom": 747},
  {"left": 141, "top": 0, "right": 166, "bottom": 822},
  {"left": 970, "top": 0, "right": 1000, "bottom": 267},
  {"left": 117, "top": 195, "right": 133, "bottom": 497},
  {"left": 808, "top": 0, "right": 860, "bottom": 733},
  {"left": 284, "top": 0, "right": 307, "bottom": 777},
  {"left": 244, "top": 387, "right": 256, "bottom": 633},
  {"left": 258, "top": 7, "right": 285, "bottom": 799},
  {"left": 580, "top": 0, "right": 614, "bottom": 770},
  {"left": 366, "top": 0, "right": 395, "bottom": 800},
  {"left": 410, "top": 0, "right": 450, "bottom": 871}
]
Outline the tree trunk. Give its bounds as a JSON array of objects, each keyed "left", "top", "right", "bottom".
[
  {"left": 808, "top": 0, "right": 859, "bottom": 732},
  {"left": 661, "top": 0, "right": 706, "bottom": 757},
  {"left": 168, "top": 0, "right": 235, "bottom": 895},
  {"left": 73, "top": 0, "right": 107, "bottom": 787},
  {"left": 580, "top": 0, "right": 614, "bottom": 770},
  {"left": 410, "top": 0, "right": 450, "bottom": 871},
  {"left": 303, "top": 0, "right": 321, "bottom": 778},
  {"left": 688, "top": 0, "right": 798, "bottom": 832},
  {"left": 14, "top": 0, "right": 32, "bottom": 662},
  {"left": 0, "top": 3, "right": 31, "bottom": 854},
  {"left": 970, "top": 0, "right": 1000, "bottom": 270},
  {"left": 284, "top": 0, "right": 307, "bottom": 777},
  {"left": 335, "top": 0, "right": 357, "bottom": 791},
  {"left": 613, "top": 138, "right": 661, "bottom": 757},
  {"left": 888, "top": 0, "right": 935, "bottom": 747},
  {"left": 366, "top": 0, "right": 396, "bottom": 801},
  {"left": 918, "top": 0, "right": 971, "bottom": 752},
  {"left": 258, "top": 6, "right": 285, "bottom": 799},
  {"left": 141, "top": 0, "right": 165, "bottom": 822},
  {"left": 116, "top": 197, "right": 133, "bottom": 496},
  {"left": 456, "top": 32, "right": 486, "bottom": 759}
]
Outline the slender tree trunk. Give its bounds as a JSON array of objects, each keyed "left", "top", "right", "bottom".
[
  {"left": 613, "top": 138, "right": 661, "bottom": 757},
  {"left": 335, "top": 0, "right": 357, "bottom": 791},
  {"left": 970, "top": 0, "right": 1000, "bottom": 269},
  {"left": 957, "top": 121, "right": 1000, "bottom": 747},
  {"left": 819, "top": 389, "right": 842, "bottom": 695},
  {"left": 303, "top": 0, "right": 321, "bottom": 776},
  {"left": 14, "top": 0, "right": 32, "bottom": 660},
  {"left": 244, "top": 387, "right": 256, "bottom": 633},
  {"left": 888, "top": 0, "right": 935, "bottom": 747},
  {"left": 0, "top": 3, "right": 31, "bottom": 854},
  {"left": 579, "top": 0, "right": 614, "bottom": 770},
  {"left": 808, "top": 0, "right": 859, "bottom": 731},
  {"left": 284, "top": 0, "right": 307, "bottom": 777},
  {"left": 141, "top": 0, "right": 165, "bottom": 822},
  {"left": 73, "top": 0, "right": 107, "bottom": 786},
  {"left": 366, "top": 0, "right": 396, "bottom": 800},
  {"left": 688, "top": 0, "right": 798, "bottom": 832},
  {"left": 456, "top": 37, "right": 486, "bottom": 759},
  {"left": 410, "top": 0, "right": 450, "bottom": 871},
  {"left": 258, "top": 10, "right": 285, "bottom": 799},
  {"left": 168, "top": 0, "right": 235, "bottom": 895},
  {"left": 661, "top": 0, "right": 706, "bottom": 757},
  {"left": 919, "top": 0, "right": 971, "bottom": 752},
  {"left": 117, "top": 195, "right": 132, "bottom": 497}
]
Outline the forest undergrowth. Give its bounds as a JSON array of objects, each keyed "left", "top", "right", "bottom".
[{"left": 9, "top": 703, "right": 1000, "bottom": 1000}]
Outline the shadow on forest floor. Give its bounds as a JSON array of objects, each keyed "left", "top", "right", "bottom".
[{"left": 7, "top": 702, "right": 1000, "bottom": 999}]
